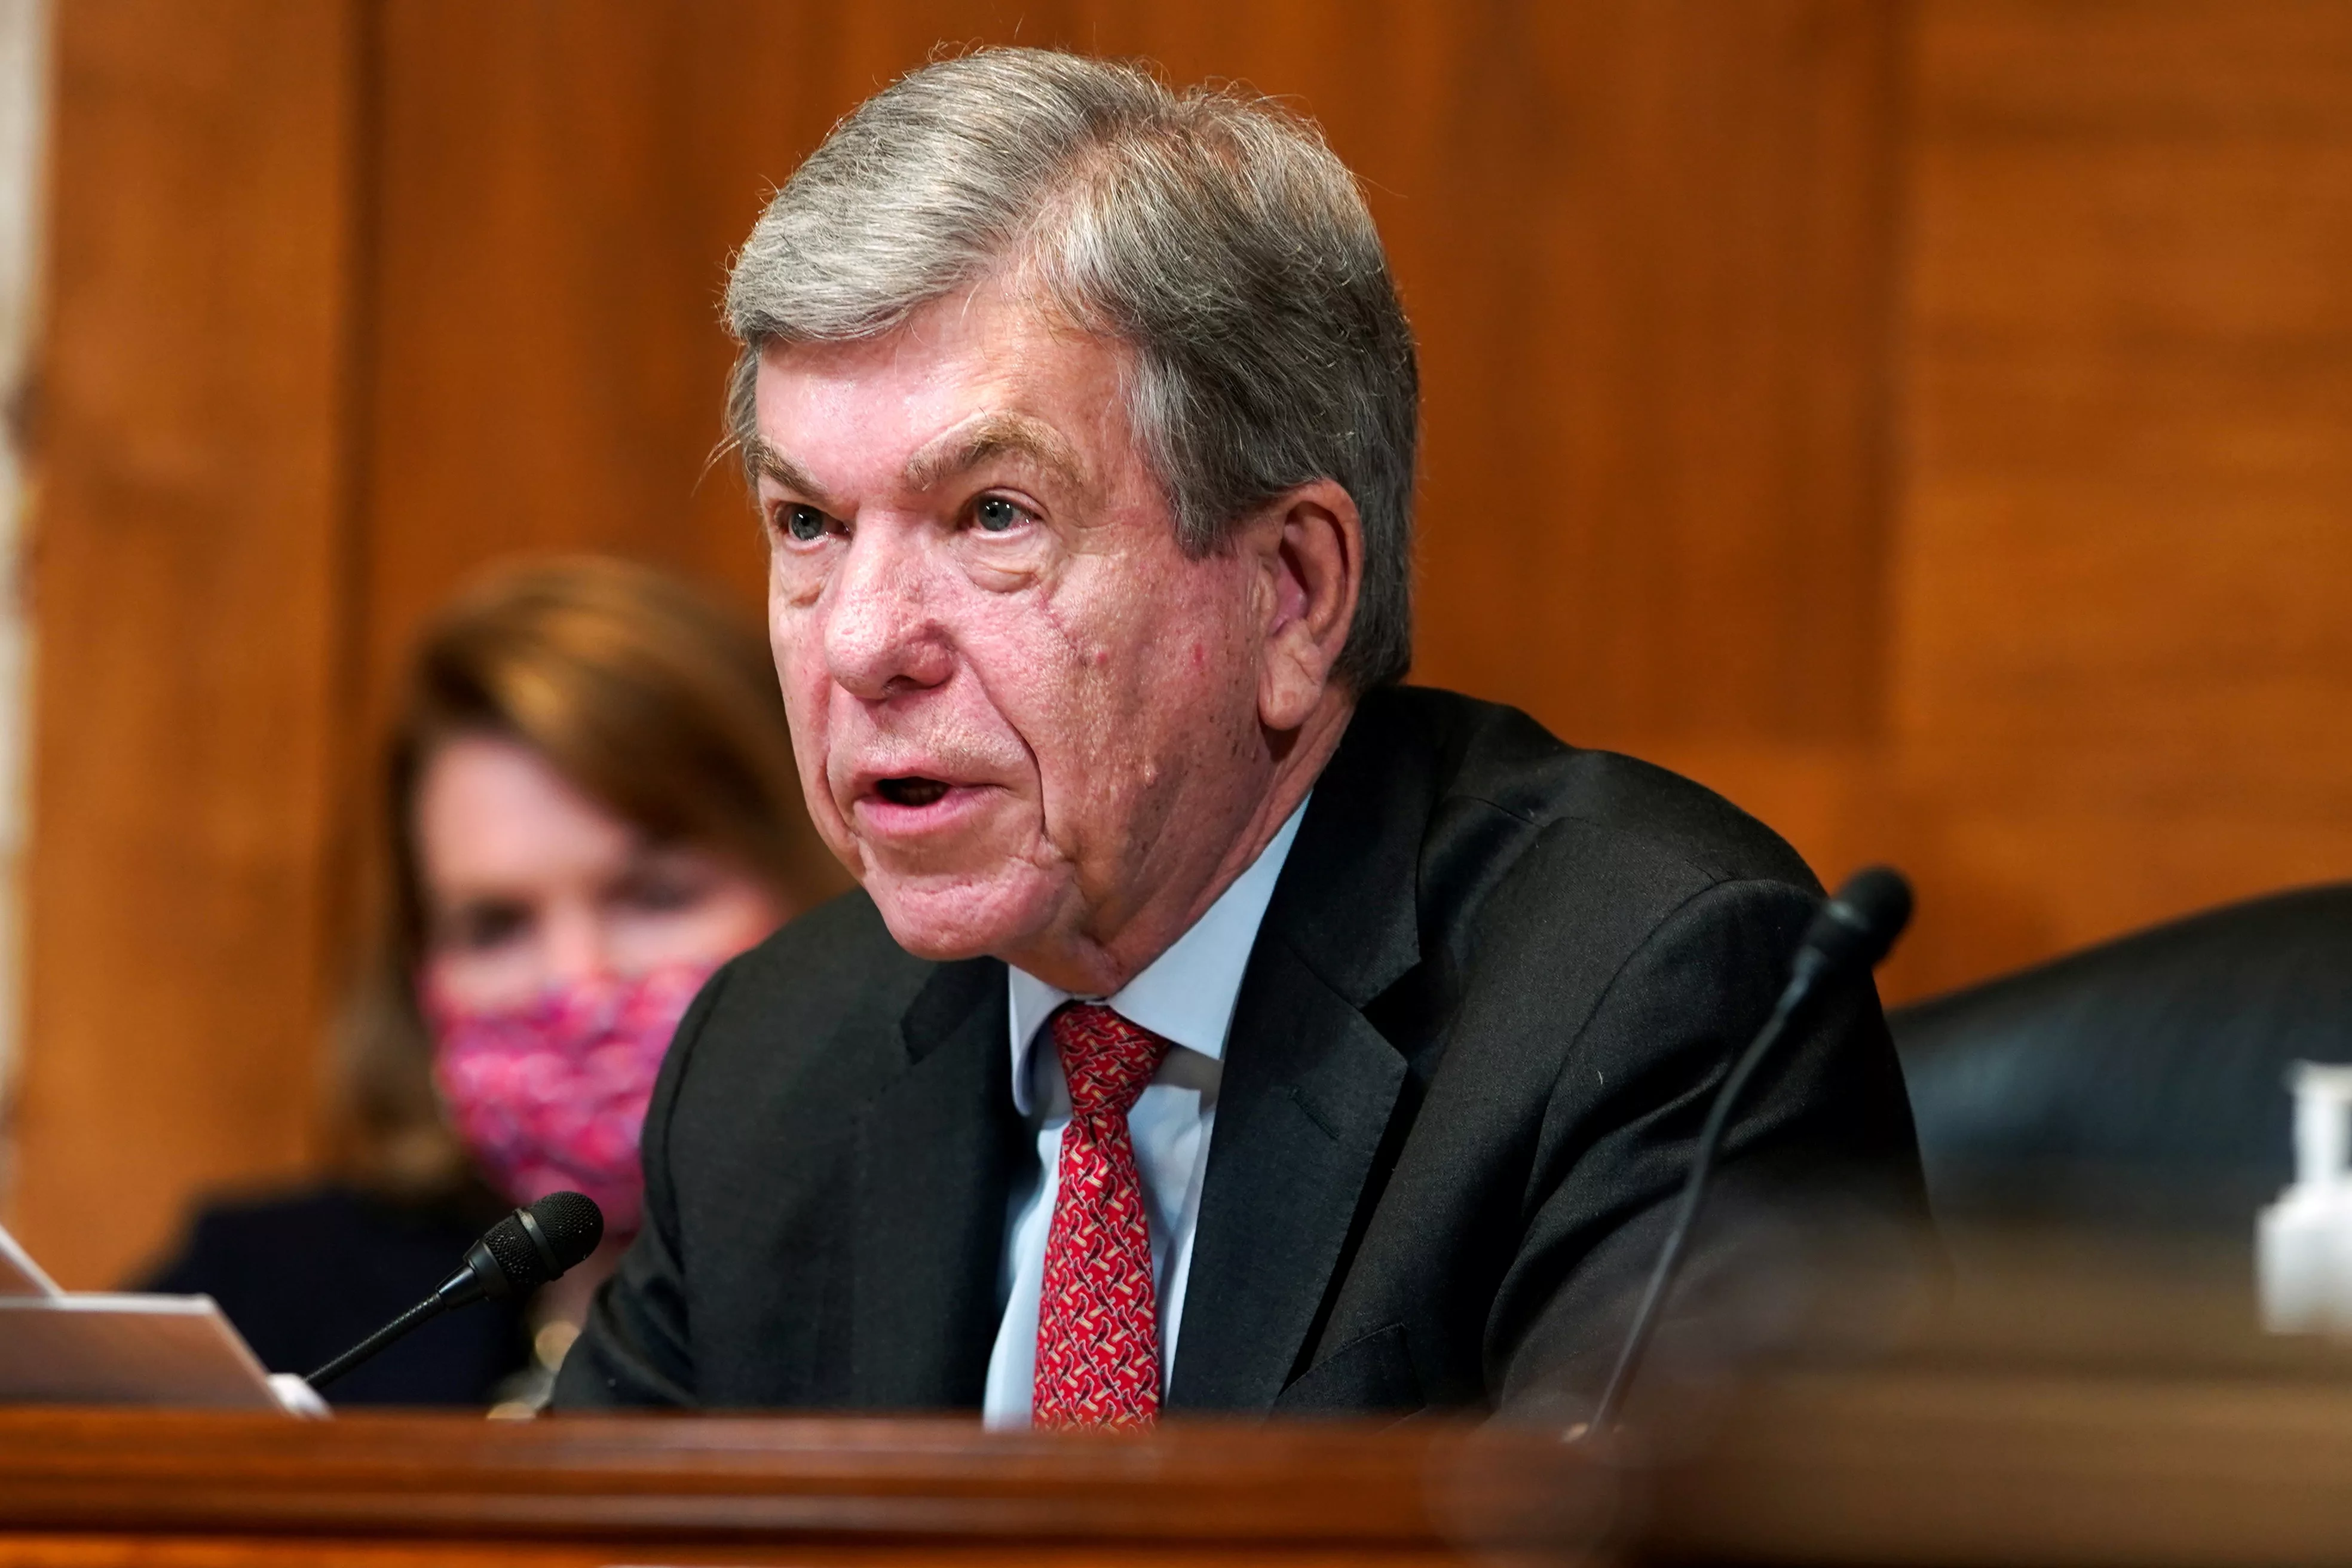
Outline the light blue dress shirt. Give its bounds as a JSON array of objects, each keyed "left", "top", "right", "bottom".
[{"left": 981, "top": 799, "right": 1310, "bottom": 1428}]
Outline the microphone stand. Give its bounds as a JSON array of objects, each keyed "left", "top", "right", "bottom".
[
  {"left": 308, "top": 1294, "right": 458, "bottom": 1390},
  {"left": 1575, "top": 866, "right": 1911, "bottom": 1443},
  {"left": 1579, "top": 976, "right": 1810, "bottom": 1437}
]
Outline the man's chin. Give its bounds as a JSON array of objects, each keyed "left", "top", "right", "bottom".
[{"left": 862, "top": 869, "right": 1058, "bottom": 966}]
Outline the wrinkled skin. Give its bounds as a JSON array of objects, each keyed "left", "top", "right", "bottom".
[{"left": 754, "top": 281, "right": 1362, "bottom": 995}]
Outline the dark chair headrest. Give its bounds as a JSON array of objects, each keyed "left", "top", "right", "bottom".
[{"left": 1890, "top": 884, "right": 2352, "bottom": 1233}]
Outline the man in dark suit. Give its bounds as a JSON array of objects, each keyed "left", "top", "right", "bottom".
[{"left": 555, "top": 48, "right": 1926, "bottom": 1423}]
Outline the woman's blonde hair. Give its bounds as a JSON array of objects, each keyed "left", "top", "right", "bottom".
[{"left": 330, "top": 556, "right": 843, "bottom": 1193}]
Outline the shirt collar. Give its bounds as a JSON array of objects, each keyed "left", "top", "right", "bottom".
[{"left": 1007, "top": 797, "right": 1309, "bottom": 1115}]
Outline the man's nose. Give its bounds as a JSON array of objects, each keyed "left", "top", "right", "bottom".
[{"left": 823, "top": 522, "right": 954, "bottom": 699}]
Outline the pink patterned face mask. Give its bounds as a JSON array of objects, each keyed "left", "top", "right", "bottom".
[{"left": 427, "top": 962, "right": 715, "bottom": 1239}]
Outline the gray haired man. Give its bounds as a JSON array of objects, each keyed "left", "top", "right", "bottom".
[{"left": 556, "top": 48, "right": 1925, "bottom": 1425}]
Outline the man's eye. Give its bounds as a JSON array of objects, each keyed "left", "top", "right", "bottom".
[
  {"left": 782, "top": 505, "right": 828, "bottom": 543},
  {"left": 974, "top": 497, "right": 1025, "bottom": 534}
]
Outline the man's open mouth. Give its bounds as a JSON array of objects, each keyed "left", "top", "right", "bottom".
[{"left": 874, "top": 776, "right": 952, "bottom": 807}]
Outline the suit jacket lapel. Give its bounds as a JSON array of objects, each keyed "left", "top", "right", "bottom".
[
  {"left": 1169, "top": 939, "right": 1408, "bottom": 1410},
  {"left": 847, "top": 956, "right": 1023, "bottom": 1408},
  {"left": 1168, "top": 696, "right": 1434, "bottom": 1411}
]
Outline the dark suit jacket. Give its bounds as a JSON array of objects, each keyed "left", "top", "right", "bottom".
[{"left": 555, "top": 687, "right": 1927, "bottom": 1417}]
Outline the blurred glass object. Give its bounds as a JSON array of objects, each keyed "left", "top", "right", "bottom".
[{"left": 2258, "top": 1062, "right": 2352, "bottom": 1333}]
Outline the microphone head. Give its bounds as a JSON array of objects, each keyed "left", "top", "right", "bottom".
[
  {"left": 528, "top": 1190, "right": 605, "bottom": 1269},
  {"left": 1800, "top": 864, "right": 1915, "bottom": 976},
  {"left": 468, "top": 1191, "right": 605, "bottom": 1301}
]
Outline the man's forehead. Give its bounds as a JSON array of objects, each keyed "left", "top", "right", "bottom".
[
  {"left": 743, "top": 408, "right": 1088, "bottom": 500},
  {"left": 750, "top": 318, "right": 1108, "bottom": 500}
]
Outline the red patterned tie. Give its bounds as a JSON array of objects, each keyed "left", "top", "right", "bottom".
[{"left": 1033, "top": 1002, "right": 1171, "bottom": 1429}]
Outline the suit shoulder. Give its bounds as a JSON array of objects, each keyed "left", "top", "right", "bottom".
[
  {"left": 680, "top": 889, "right": 935, "bottom": 1080},
  {"left": 1375, "top": 685, "right": 1822, "bottom": 896},
  {"left": 742, "top": 885, "right": 915, "bottom": 974}
]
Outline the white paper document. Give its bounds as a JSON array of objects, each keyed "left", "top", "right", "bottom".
[
  {"left": 0, "top": 1220, "right": 304, "bottom": 1413},
  {"left": 0, "top": 1294, "right": 284, "bottom": 1410}
]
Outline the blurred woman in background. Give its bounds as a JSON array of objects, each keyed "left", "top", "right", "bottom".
[{"left": 146, "top": 556, "right": 841, "bottom": 1407}]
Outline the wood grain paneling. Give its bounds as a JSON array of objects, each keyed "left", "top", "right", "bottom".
[
  {"left": 1397, "top": 2, "right": 1903, "bottom": 749},
  {"left": 12, "top": 2, "right": 361, "bottom": 1287},
  {"left": 7, "top": 1383, "right": 2352, "bottom": 1567},
  {"left": 0, "top": 1411, "right": 1600, "bottom": 1566},
  {"left": 360, "top": 2, "right": 798, "bottom": 681},
  {"left": 1876, "top": 0, "right": 2352, "bottom": 992}
]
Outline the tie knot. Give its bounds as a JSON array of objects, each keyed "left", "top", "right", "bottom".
[{"left": 1050, "top": 1003, "right": 1168, "bottom": 1120}]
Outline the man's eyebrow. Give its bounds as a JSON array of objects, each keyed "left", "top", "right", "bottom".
[
  {"left": 902, "top": 414, "right": 1086, "bottom": 495},
  {"left": 742, "top": 436, "right": 837, "bottom": 510}
]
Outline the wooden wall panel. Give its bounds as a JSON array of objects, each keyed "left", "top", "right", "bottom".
[
  {"left": 1876, "top": 0, "right": 2352, "bottom": 991},
  {"left": 360, "top": 2, "right": 803, "bottom": 684},
  {"left": 1396, "top": 2, "right": 1903, "bottom": 749},
  {"left": 12, "top": 1, "right": 360, "bottom": 1287}
]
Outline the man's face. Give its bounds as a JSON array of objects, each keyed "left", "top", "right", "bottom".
[{"left": 754, "top": 284, "right": 1278, "bottom": 982}]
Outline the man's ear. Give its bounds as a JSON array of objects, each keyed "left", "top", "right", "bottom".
[{"left": 1250, "top": 479, "right": 1362, "bottom": 733}]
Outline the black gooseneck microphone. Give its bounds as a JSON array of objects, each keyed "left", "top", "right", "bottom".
[
  {"left": 306, "top": 1190, "right": 605, "bottom": 1391},
  {"left": 1578, "top": 866, "right": 1913, "bottom": 1440}
]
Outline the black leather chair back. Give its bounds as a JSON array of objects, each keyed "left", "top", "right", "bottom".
[{"left": 1889, "top": 885, "right": 2352, "bottom": 1233}]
